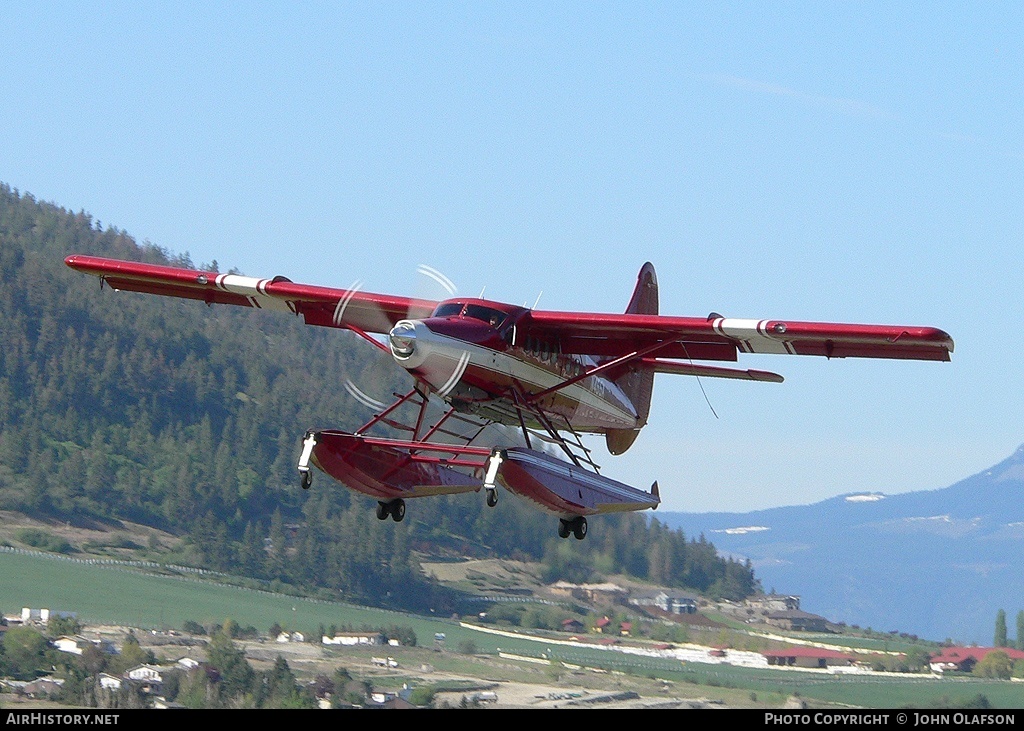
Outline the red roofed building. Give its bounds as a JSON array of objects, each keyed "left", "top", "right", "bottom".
[
  {"left": 561, "top": 618, "right": 585, "bottom": 634},
  {"left": 929, "top": 646, "right": 1024, "bottom": 674},
  {"left": 763, "top": 646, "right": 858, "bottom": 669}
]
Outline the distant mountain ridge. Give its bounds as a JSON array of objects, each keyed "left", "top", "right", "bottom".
[{"left": 656, "top": 445, "right": 1024, "bottom": 644}]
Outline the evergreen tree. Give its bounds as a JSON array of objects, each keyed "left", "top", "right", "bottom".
[
  {"left": 205, "top": 630, "right": 254, "bottom": 704},
  {"left": 994, "top": 609, "right": 1008, "bottom": 648}
]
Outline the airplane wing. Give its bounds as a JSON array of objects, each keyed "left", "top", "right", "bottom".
[
  {"left": 66, "top": 255, "right": 954, "bottom": 362},
  {"left": 523, "top": 310, "right": 954, "bottom": 363},
  {"left": 64, "top": 255, "right": 438, "bottom": 335}
]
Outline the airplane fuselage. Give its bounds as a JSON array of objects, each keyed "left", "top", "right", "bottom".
[{"left": 387, "top": 299, "right": 641, "bottom": 435}]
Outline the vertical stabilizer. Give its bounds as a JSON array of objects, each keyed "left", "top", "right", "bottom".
[{"left": 606, "top": 262, "right": 658, "bottom": 455}]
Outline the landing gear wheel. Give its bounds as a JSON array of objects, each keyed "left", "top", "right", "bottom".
[
  {"left": 375, "top": 502, "right": 390, "bottom": 521},
  {"left": 390, "top": 499, "right": 406, "bottom": 522},
  {"left": 572, "top": 517, "right": 588, "bottom": 540},
  {"left": 557, "top": 519, "right": 571, "bottom": 539},
  {"left": 486, "top": 489, "right": 498, "bottom": 508},
  {"left": 300, "top": 471, "right": 312, "bottom": 490}
]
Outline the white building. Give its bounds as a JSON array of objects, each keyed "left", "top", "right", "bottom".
[
  {"left": 126, "top": 665, "right": 164, "bottom": 682},
  {"left": 126, "top": 665, "right": 166, "bottom": 694},
  {"left": 98, "top": 673, "right": 122, "bottom": 691},
  {"left": 22, "top": 608, "right": 51, "bottom": 623},
  {"left": 53, "top": 636, "right": 87, "bottom": 655},
  {"left": 322, "top": 631, "right": 385, "bottom": 646}
]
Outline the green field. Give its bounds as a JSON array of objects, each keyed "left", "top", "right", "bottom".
[
  {"left": 2, "top": 549, "right": 494, "bottom": 650},
  {"left": 3, "top": 549, "right": 1023, "bottom": 709},
  {"left": 0, "top": 549, "right": 583, "bottom": 657}
]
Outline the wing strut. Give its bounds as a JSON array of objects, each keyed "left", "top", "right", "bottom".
[
  {"left": 344, "top": 324, "right": 391, "bottom": 353},
  {"left": 510, "top": 382, "right": 601, "bottom": 472},
  {"left": 354, "top": 388, "right": 421, "bottom": 435},
  {"left": 510, "top": 387, "right": 533, "bottom": 450}
]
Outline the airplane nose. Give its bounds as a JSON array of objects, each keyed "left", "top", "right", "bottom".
[{"left": 389, "top": 321, "right": 417, "bottom": 357}]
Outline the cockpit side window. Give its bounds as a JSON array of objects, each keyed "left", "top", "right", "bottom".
[{"left": 463, "top": 304, "right": 507, "bottom": 328}]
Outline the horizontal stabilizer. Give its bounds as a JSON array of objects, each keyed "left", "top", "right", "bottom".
[{"left": 641, "top": 358, "right": 784, "bottom": 383}]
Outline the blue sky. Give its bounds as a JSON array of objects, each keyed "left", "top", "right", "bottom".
[{"left": 2, "top": 3, "right": 1021, "bottom": 512}]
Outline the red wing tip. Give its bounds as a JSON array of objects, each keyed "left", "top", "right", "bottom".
[
  {"left": 65, "top": 254, "right": 107, "bottom": 275},
  {"left": 918, "top": 327, "right": 954, "bottom": 352},
  {"left": 65, "top": 254, "right": 98, "bottom": 271}
]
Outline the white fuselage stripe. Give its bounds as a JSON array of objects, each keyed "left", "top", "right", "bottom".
[{"left": 415, "top": 332, "right": 639, "bottom": 429}]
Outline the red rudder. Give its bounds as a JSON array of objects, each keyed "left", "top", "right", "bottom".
[{"left": 606, "top": 262, "right": 658, "bottom": 455}]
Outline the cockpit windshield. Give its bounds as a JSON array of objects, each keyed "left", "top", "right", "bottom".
[
  {"left": 463, "top": 304, "right": 507, "bottom": 328},
  {"left": 432, "top": 302, "right": 464, "bottom": 318},
  {"left": 431, "top": 302, "right": 507, "bottom": 328}
]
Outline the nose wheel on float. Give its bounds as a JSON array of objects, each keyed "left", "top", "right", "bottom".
[
  {"left": 558, "top": 516, "right": 588, "bottom": 540},
  {"left": 375, "top": 499, "right": 406, "bottom": 522}
]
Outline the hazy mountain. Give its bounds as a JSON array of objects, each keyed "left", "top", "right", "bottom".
[{"left": 657, "top": 445, "right": 1024, "bottom": 645}]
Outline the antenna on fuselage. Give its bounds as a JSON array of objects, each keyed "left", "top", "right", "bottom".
[{"left": 532, "top": 292, "right": 543, "bottom": 309}]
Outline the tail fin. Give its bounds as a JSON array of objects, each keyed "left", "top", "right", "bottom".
[{"left": 606, "top": 262, "right": 658, "bottom": 455}]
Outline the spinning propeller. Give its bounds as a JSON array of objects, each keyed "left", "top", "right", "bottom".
[{"left": 340, "top": 264, "right": 473, "bottom": 421}]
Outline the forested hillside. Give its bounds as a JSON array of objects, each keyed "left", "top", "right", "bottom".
[{"left": 0, "top": 184, "right": 757, "bottom": 611}]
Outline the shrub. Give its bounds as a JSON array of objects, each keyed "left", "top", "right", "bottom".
[{"left": 16, "top": 529, "right": 74, "bottom": 554}]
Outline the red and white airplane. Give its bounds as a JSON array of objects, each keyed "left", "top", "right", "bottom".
[{"left": 65, "top": 255, "right": 953, "bottom": 539}]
